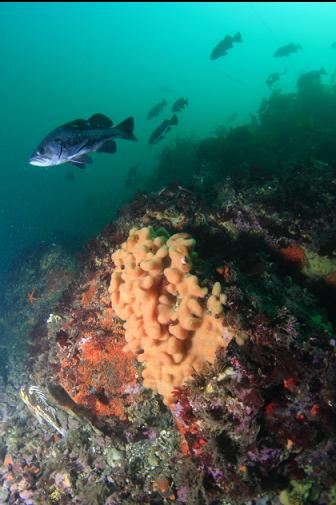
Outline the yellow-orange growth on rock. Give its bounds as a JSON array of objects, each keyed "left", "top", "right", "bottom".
[{"left": 109, "top": 227, "right": 235, "bottom": 406}]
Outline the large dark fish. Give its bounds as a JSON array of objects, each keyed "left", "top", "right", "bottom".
[
  {"left": 172, "top": 98, "right": 188, "bottom": 112},
  {"left": 274, "top": 43, "right": 302, "bottom": 57},
  {"left": 147, "top": 99, "right": 167, "bottom": 120},
  {"left": 29, "top": 113, "right": 137, "bottom": 168},
  {"left": 149, "top": 114, "right": 178, "bottom": 145},
  {"left": 297, "top": 67, "right": 326, "bottom": 91},
  {"left": 210, "top": 32, "right": 242, "bottom": 60}
]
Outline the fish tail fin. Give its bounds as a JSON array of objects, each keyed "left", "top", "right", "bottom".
[
  {"left": 171, "top": 114, "right": 178, "bottom": 126},
  {"left": 320, "top": 67, "right": 327, "bottom": 75},
  {"left": 115, "top": 117, "right": 137, "bottom": 141},
  {"left": 163, "top": 99, "right": 167, "bottom": 105},
  {"left": 185, "top": 99, "right": 189, "bottom": 106},
  {"left": 234, "top": 32, "right": 242, "bottom": 43}
]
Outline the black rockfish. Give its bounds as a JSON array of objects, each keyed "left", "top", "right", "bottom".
[
  {"left": 274, "top": 43, "right": 302, "bottom": 57},
  {"left": 171, "top": 98, "right": 188, "bottom": 112},
  {"left": 147, "top": 99, "right": 167, "bottom": 120},
  {"left": 210, "top": 32, "right": 242, "bottom": 60},
  {"left": 149, "top": 114, "right": 178, "bottom": 145},
  {"left": 29, "top": 113, "right": 137, "bottom": 168}
]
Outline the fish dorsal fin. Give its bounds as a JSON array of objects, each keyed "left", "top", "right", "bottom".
[
  {"left": 88, "top": 113, "right": 113, "bottom": 128},
  {"left": 66, "top": 119, "right": 87, "bottom": 130}
]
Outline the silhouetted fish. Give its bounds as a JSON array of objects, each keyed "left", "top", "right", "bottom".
[
  {"left": 210, "top": 33, "right": 242, "bottom": 60},
  {"left": 266, "top": 72, "right": 281, "bottom": 87},
  {"left": 29, "top": 113, "right": 137, "bottom": 168},
  {"left": 147, "top": 99, "right": 167, "bottom": 120},
  {"left": 172, "top": 98, "right": 188, "bottom": 112},
  {"left": 227, "top": 112, "right": 239, "bottom": 123},
  {"left": 297, "top": 67, "right": 326, "bottom": 91},
  {"left": 149, "top": 115, "right": 178, "bottom": 145},
  {"left": 274, "top": 43, "right": 302, "bottom": 57},
  {"left": 330, "top": 68, "right": 336, "bottom": 85}
]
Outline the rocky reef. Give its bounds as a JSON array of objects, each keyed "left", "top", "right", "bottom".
[{"left": 1, "top": 79, "right": 336, "bottom": 505}]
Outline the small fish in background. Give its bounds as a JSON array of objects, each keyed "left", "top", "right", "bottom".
[
  {"left": 259, "top": 97, "right": 270, "bottom": 116},
  {"left": 330, "top": 68, "right": 336, "bottom": 85},
  {"left": 210, "top": 32, "right": 242, "bottom": 60},
  {"left": 331, "top": 42, "right": 336, "bottom": 49},
  {"left": 269, "top": 87, "right": 283, "bottom": 99},
  {"left": 19, "top": 384, "right": 66, "bottom": 437},
  {"left": 274, "top": 43, "right": 302, "bottom": 57},
  {"left": 227, "top": 112, "right": 239, "bottom": 123},
  {"left": 149, "top": 114, "right": 178, "bottom": 145},
  {"left": 124, "top": 165, "right": 138, "bottom": 187},
  {"left": 297, "top": 67, "right": 327, "bottom": 90},
  {"left": 29, "top": 113, "right": 137, "bottom": 169},
  {"left": 147, "top": 99, "right": 167, "bottom": 120},
  {"left": 266, "top": 70, "right": 287, "bottom": 87},
  {"left": 171, "top": 98, "right": 188, "bottom": 113}
]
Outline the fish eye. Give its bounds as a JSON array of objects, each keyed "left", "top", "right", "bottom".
[{"left": 39, "top": 147, "right": 45, "bottom": 155}]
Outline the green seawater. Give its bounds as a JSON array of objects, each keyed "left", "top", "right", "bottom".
[{"left": 1, "top": 1, "right": 336, "bottom": 283}]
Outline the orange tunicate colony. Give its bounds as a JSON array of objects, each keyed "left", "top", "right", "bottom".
[{"left": 109, "top": 227, "right": 236, "bottom": 406}]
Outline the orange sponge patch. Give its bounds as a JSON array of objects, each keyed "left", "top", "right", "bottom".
[{"left": 110, "top": 227, "right": 237, "bottom": 406}]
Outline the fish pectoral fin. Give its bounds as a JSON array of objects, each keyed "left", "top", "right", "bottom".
[
  {"left": 71, "top": 154, "right": 93, "bottom": 167},
  {"left": 97, "top": 140, "right": 117, "bottom": 154},
  {"left": 70, "top": 161, "right": 86, "bottom": 169},
  {"left": 88, "top": 113, "right": 113, "bottom": 128}
]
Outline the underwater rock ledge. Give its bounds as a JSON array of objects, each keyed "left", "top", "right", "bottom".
[{"left": 1, "top": 173, "right": 335, "bottom": 505}]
